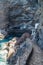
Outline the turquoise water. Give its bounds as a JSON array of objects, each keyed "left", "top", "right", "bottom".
[
  {"left": 0, "top": 34, "right": 15, "bottom": 43},
  {"left": 0, "top": 33, "right": 22, "bottom": 65},
  {"left": 0, "top": 35, "right": 15, "bottom": 65}
]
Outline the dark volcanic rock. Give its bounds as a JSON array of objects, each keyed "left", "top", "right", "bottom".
[
  {"left": 0, "top": 0, "right": 39, "bottom": 37},
  {"left": 5, "top": 0, "right": 38, "bottom": 31}
]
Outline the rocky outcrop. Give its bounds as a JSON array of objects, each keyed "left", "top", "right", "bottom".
[
  {"left": 7, "top": 38, "right": 33, "bottom": 65},
  {"left": 5, "top": 0, "right": 38, "bottom": 34},
  {"left": 0, "top": 0, "right": 39, "bottom": 36}
]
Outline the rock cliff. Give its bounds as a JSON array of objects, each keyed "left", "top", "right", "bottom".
[{"left": 0, "top": 0, "right": 38, "bottom": 36}]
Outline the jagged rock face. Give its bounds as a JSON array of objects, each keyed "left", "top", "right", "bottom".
[
  {"left": 0, "top": 0, "right": 38, "bottom": 35},
  {"left": 6, "top": 0, "right": 38, "bottom": 34},
  {"left": 8, "top": 0, "right": 37, "bottom": 25}
]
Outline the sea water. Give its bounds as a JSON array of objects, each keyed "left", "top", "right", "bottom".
[
  {"left": 0, "top": 35, "right": 15, "bottom": 65},
  {"left": 0, "top": 43, "right": 8, "bottom": 65}
]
